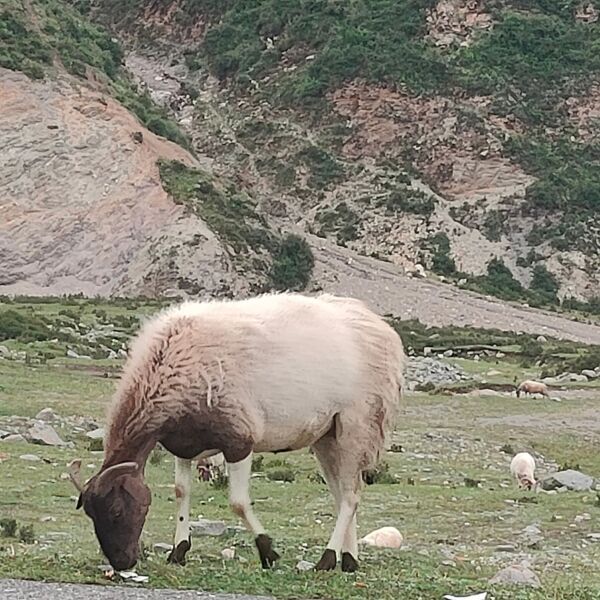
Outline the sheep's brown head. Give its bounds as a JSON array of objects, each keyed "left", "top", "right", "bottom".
[{"left": 69, "top": 459, "right": 151, "bottom": 570}]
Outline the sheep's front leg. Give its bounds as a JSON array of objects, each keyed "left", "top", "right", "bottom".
[
  {"left": 228, "top": 453, "right": 280, "bottom": 569},
  {"left": 167, "top": 457, "right": 192, "bottom": 565}
]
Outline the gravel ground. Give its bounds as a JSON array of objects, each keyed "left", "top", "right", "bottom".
[{"left": 0, "top": 580, "right": 272, "bottom": 600}]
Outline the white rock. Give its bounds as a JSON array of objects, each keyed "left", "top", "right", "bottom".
[
  {"left": 221, "top": 548, "right": 235, "bottom": 560},
  {"left": 153, "top": 543, "right": 173, "bottom": 554},
  {"left": 296, "top": 560, "right": 315, "bottom": 571},
  {"left": 19, "top": 454, "right": 41, "bottom": 461},
  {"left": 359, "top": 526, "right": 403, "bottom": 548},
  {"left": 66, "top": 349, "right": 80, "bottom": 359},
  {"left": 85, "top": 428, "right": 105, "bottom": 440},
  {"left": 35, "top": 408, "right": 60, "bottom": 421},
  {"left": 3, "top": 434, "right": 26, "bottom": 443}
]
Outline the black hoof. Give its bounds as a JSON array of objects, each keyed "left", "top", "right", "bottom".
[
  {"left": 315, "top": 548, "right": 337, "bottom": 571},
  {"left": 167, "top": 539, "right": 191, "bottom": 565},
  {"left": 341, "top": 552, "right": 359, "bottom": 573},
  {"left": 255, "top": 534, "right": 280, "bottom": 569}
]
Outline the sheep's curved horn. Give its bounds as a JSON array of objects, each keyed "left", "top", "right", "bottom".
[
  {"left": 68, "top": 459, "right": 84, "bottom": 492},
  {"left": 96, "top": 461, "right": 139, "bottom": 487}
]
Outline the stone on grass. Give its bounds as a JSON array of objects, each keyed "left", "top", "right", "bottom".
[
  {"left": 28, "top": 423, "right": 66, "bottom": 446},
  {"left": 19, "top": 454, "right": 41, "bottom": 461},
  {"left": 35, "top": 408, "right": 60, "bottom": 421},
  {"left": 153, "top": 543, "right": 173, "bottom": 554},
  {"left": 85, "top": 428, "right": 105, "bottom": 440},
  {"left": 581, "top": 369, "right": 598, "bottom": 379},
  {"left": 495, "top": 544, "right": 517, "bottom": 552},
  {"left": 296, "top": 560, "right": 315, "bottom": 572},
  {"left": 489, "top": 564, "right": 541, "bottom": 588},
  {"left": 221, "top": 548, "right": 235, "bottom": 560},
  {"left": 359, "top": 526, "right": 403, "bottom": 548},
  {"left": 541, "top": 469, "right": 595, "bottom": 492},
  {"left": 0, "top": 429, "right": 10, "bottom": 439},
  {"left": 2, "top": 434, "right": 26, "bottom": 443},
  {"left": 189, "top": 519, "right": 227, "bottom": 537}
]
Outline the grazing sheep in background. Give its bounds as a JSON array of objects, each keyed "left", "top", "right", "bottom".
[
  {"left": 516, "top": 380, "right": 549, "bottom": 398},
  {"left": 68, "top": 293, "right": 405, "bottom": 573},
  {"left": 196, "top": 453, "right": 226, "bottom": 481},
  {"left": 510, "top": 452, "right": 537, "bottom": 490}
]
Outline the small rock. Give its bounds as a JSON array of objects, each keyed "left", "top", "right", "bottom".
[
  {"left": 35, "top": 408, "right": 59, "bottom": 422},
  {"left": 587, "top": 533, "right": 600, "bottom": 542},
  {"left": 221, "top": 548, "right": 235, "bottom": 560},
  {"left": 536, "top": 335, "right": 547, "bottom": 343},
  {"left": 0, "top": 345, "right": 10, "bottom": 356},
  {"left": 0, "top": 429, "right": 10, "bottom": 439},
  {"left": 581, "top": 369, "right": 598, "bottom": 379},
  {"left": 495, "top": 544, "right": 517, "bottom": 552},
  {"left": 85, "top": 428, "right": 105, "bottom": 440},
  {"left": 489, "top": 564, "right": 541, "bottom": 588},
  {"left": 131, "top": 131, "right": 144, "bottom": 144},
  {"left": 40, "top": 516, "right": 56, "bottom": 522},
  {"left": 359, "top": 526, "right": 403, "bottom": 548},
  {"left": 2, "top": 434, "right": 26, "bottom": 443},
  {"left": 153, "top": 543, "right": 173, "bottom": 554},
  {"left": 66, "top": 349, "right": 80, "bottom": 359},
  {"left": 296, "top": 560, "right": 315, "bottom": 571},
  {"left": 541, "top": 469, "right": 595, "bottom": 492},
  {"left": 189, "top": 519, "right": 227, "bottom": 537},
  {"left": 28, "top": 423, "right": 66, "bottom": 446},
  {"left": 575, "top": 513, "right": 591, "bottom": 524},
  {"left": 19, "top": 454, "right": 41, "bottom": 461}
]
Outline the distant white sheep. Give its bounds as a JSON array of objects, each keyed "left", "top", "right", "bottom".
[
  {"left": 510, "top": 452, "right": 537, "bottom": 490},
  {"left": 516, "top": 380, "right": 549, "bottom": 398}
]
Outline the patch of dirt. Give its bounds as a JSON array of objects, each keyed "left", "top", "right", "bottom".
[
  {"left": 329, "top": 81, "right": 533, "bottom": 205},
  {"left": 425, "top": 0, "right": 493, "bottom": 48},
  {"left": 575, "top": 2, "right": 599, "bottom": 23},
  {"left": 0, "top": 68, "right": 240, "bottom": 298}
]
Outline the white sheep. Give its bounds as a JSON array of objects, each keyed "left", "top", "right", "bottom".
[
  {"left": 510, "top": 452, "right": 537, "bottom": 490},
  {"left": 516, "top": 380, "right": 549, "bottom": 398},
  {"left": 68, "top": 293, "right": 405, "bottom": 573}
]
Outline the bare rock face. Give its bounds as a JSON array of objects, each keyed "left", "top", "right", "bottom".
[{"left": 0, "top": 68, "right": 240, "bottom": 298}]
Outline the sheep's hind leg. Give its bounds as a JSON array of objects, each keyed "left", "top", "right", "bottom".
[
  {"left": 312, "top": 436, "right": 361, "bottom": 572},
  {"left": 228, "top": 453, "right": 280, "bottom": 569},
  {"left": 167, "top": 457, "right": 192, "bottom": 565}
]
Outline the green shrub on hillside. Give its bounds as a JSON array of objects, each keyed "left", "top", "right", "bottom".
[
  {"left": 0, "top": 310, "right": 52, "bottom": 343},
  {"left": 426, "top": 233, "right": 456, "bottom": 276},
  {"left": 158, "top": 160, "right": 274, "bottom": 255},
  {"left": 315, "top": 202, "right": 360, "bottom": 245},
  {"left": 270, "top": 234, "right": 314, "bottom": 291}
]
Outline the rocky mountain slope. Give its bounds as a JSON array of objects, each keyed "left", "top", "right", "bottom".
[{"left": 1, "top": 0, "right": 600, "bottom": 337}]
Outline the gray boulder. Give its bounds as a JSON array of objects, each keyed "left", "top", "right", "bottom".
[
  {"left": 35, "top": 408, "right": 60, "bottom": 422},
  {"left": 541, "top": 469, "right": 595, "bottom": 492},
  {"left": 581, "top": 369, "right": 598, "bottom": 379},
  {"left": 189, "top": 519, "right": 227, "bottom": 537},
  {"left": 28, "top": 423, "right": 66, "bottom": 446},
  {"left": 85, "top": 428, "right": 105, "bottom": 440},
  {"left": 489, "top": 564, "right": 541, "bottom": 588}
]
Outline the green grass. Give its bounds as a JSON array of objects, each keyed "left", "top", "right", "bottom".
[{"left": 2, "top": 370, "right": 600, "bottom": 598}]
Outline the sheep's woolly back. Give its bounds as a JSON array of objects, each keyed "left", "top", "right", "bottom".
[
  {"left": 105, "top": 293, "right": 405, "bottom": 464},
  {"left": 510, "top": 452, "right": 536, "bottom": 479}
]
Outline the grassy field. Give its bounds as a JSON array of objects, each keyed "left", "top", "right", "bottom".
[{"left": 1, "top": 299, "right": 600, "bottom": 599}]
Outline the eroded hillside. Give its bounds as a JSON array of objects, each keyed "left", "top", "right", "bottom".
[
  {"left": 1, "top": 0, "right": 600, "bottom": 332},
  {"left": 90, "top": 0, "right": 600, "bottom": 305}
]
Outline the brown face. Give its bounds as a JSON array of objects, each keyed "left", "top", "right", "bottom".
[{"left": 78, "top": 467, "right": 151, "bottom": 571}]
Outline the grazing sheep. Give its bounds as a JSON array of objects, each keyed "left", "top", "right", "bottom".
[
  {"left": 516, "top": 380, "right": 549, "bottom": 398},
  {"left": 510, "top": 452, "right": 537, "bottom": 490},
  {"left": 68, "top": 293, "right": 405, "bottom": 573}
]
